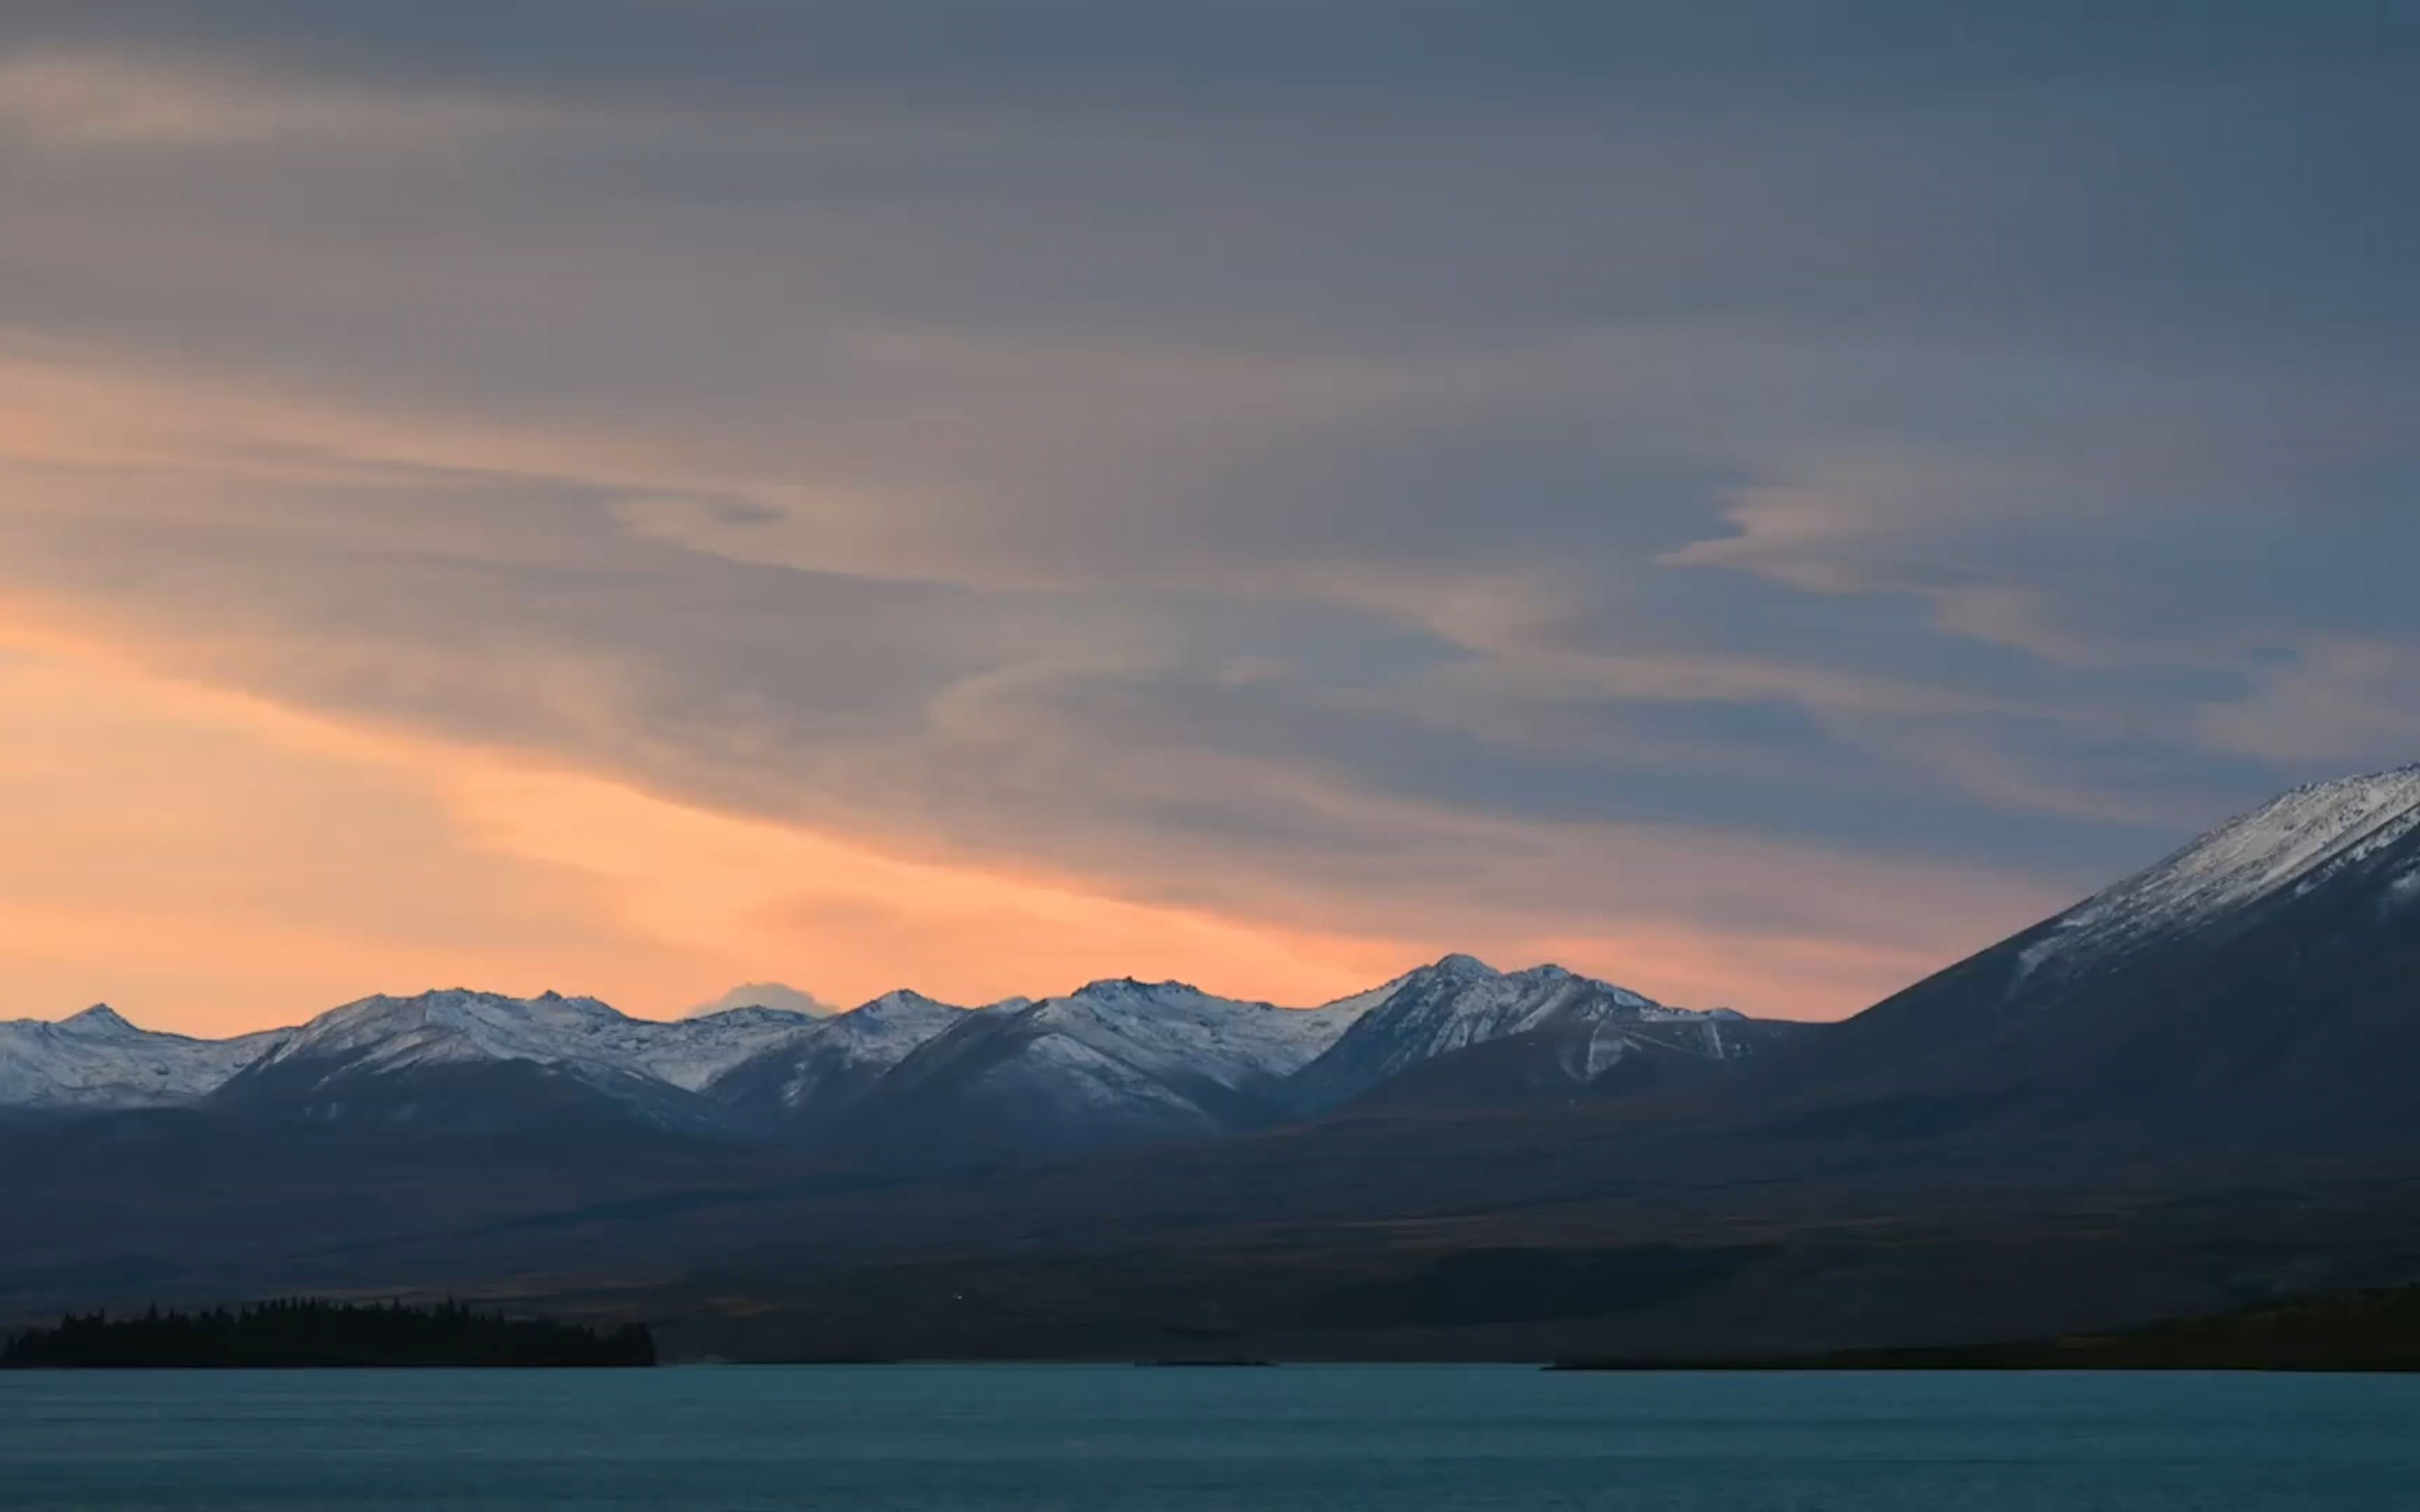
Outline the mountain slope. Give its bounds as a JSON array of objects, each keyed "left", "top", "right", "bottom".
[
  {"left": 1765, "top": 765, "right": 2420, "bottom": 1152},
  {"left": 0, "top": 1007, "right": 286, "bottom": 1112},
  {"left": 2010, "top": 766, "right": 2420, "bottom": 988}
]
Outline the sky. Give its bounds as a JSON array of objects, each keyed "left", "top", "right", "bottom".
[{"left": 3, "top": 3, "right": 2417, "bottom": 1035}]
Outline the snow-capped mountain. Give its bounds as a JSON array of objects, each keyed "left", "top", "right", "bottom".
[
  {"left": 704, "top": 989, "right": 973, "bottom": 1131},
  {"left": 0, "top": 1005, "right": 286, "bottom": 1111},
  {"left": 200, "top": 989, "right": 833, "bottom": 1133},
  {"left": 2012, "top": 766, "right": 2420, "bottom": 989},
  {"left": 1286, "top": 954, "right": 1786, "bottom": 1113},
  {"left": 822, "top": 980, "right": 1376, "bottom": 1154},
  {"left": 1022, "top": 979, "right": 1365, "bottom": 1088},
  {"left": 0, "top": 958, "right": 1800, "bottom": 1151},
  {"left": 1784, "top": 763, "right": 2420, "bottom": 1151},
  {"left": 238, "top": 989, "right": 824, "bottom": 1092}
]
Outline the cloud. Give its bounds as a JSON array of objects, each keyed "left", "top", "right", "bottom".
[
  {"left": 0, "top": 51, "right": 510, "bottom": 148},
  {"left": 2197, "top": 642, "right": 2420, "bottom": 766},
  {"left": 683, "top": 983, "right": 835, "bottom": 1018},
  {"left": 0, "top": 632, "right": 704, "bottom": 1035},
  {"left": 0, "top": 7, "right": 2416, "bottom": 1028},
  {"left": 0, "top": 628, "right": 1432, "bottom": 1028}
]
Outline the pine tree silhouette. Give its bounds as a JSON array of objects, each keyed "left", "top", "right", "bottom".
[{"left": 1, "top": 1298, "right": 654, "bottom": 1368}]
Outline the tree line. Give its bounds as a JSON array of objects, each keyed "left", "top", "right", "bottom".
[{"left": 1, "top": 1298, "right": 655, "bottom": 1368}]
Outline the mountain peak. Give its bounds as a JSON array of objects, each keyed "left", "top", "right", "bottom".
[
  {"left": 2280, "top": 762, "right": 2420, "bottom": 802},
  {"left": 1428, "top": 953, "right": 1500, "bottom": 980},
  {"left": 1286, "top": 953, "right": 1713, "bottom": 1108},
  {"left": 1071, "top": 976, "right": 1199, "bottom": 999},
  {"left": 61, "top": 1004, "right": 139, "bottom": 1036},
  {"left": 2016, "top": 764, "right": 2420, "bottom": 988},
  {"left": 2232, "top": 764, "right": 2420, "bottom": 837},
  {"left": 854, "top": 988, "right": 964, "bottom": 1017},
  {"left": 0, "top": 1004, "right": 274, "bottom": 1112},
  {"left": 366, "top": 988, "right": 623, "bottom": 1021}
]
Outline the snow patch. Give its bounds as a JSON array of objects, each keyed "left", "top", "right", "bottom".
[{"left": 2015, "top": 766, "right": 2420, "bottom": 984}]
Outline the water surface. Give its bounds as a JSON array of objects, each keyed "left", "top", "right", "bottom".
[{"left": 4, "top": 1364, "right": 2414, "bottom": 1509}]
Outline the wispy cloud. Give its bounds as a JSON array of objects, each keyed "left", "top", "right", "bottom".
[
  {"left": 0, "top": 6, "right": 2414, "bottom": 1028},
  {"left": 0, "top": 51, "right": 509, "bottom": 148},
  {"left": 2198, "top": 641, "right": 2420, "bottom": 766}
]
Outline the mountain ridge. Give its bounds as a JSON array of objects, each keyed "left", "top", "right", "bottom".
[
  {"left": 1, "top": 955, "right": 1739, "bottom": 1152},
  {"left": 0, "top": 1005, "right": 290, "bottom": 1112},
  {"left": 13, "top": 762, "right": 2420, "bottom": 1162},
  {"left": 10, "top": 764, "right": 2420, "bottom": 1359}
]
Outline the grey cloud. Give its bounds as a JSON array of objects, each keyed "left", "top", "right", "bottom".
[
  {"left": 0, "top": 2, "right": 2416, "bottom": 1010},
  {"left": 2198, "top": 643, "right": 2420, "bottom": 767},
  {"left": 10, "top": 3, "right": 2416, "bottom": 113}
]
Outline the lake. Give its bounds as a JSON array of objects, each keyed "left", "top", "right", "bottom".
[{"left": 2, "top": 1365, "right": 2415, "bottom": 1509}]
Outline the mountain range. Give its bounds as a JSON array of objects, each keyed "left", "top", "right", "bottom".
[
  {"left": 0, "top": 955, "right": 1788, "bottom": 1156},
  {"left": 8, "top": 763, "right": 2420, "bottom": 1359}
]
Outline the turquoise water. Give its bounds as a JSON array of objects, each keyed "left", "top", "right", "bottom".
[{"left": 3, "top": 1365, "right": 2416, "bottom": 1509}]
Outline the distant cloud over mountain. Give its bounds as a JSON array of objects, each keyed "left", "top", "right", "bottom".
[{"left": 684, "top": 984, "right": 837, "bottom": 1021}]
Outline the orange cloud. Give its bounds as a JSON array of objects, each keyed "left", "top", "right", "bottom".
[
  {"left": 0, "top": 626, "right": 1424, "bottom": 1033},
  {"left": 0, "top": 333, "right": 2073, "bottom": 1032},
  {"left": 0, "top": 614, "right": 2050, "bottom": 1038}
]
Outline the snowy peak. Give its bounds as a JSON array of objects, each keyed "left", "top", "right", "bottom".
[
  {"left": 0, "top": 1007, "right": 286, "bottom": 1111},
  {"left": 2017, "top": 764, "right": 2420, "bottom": 986},
  {"left": 1071, "top": 976, "right": 1196, "bottom": 997},
  {"left": 1288, "top": 958, "right": 1713, "bottom": 1107},
  {"left": 627, "top": 1005, "right": 827, "bottom": 1090},
  {"left": 1430, "top": 952, "right": 1502, "bottom": 981},
  {"left": 700, "top": 988, "right": 973, "bottom": 1119},
  {"left": 252, "top": 988, "right": 823, "bottom": 1095},
  {"left": 57, "top": 1004, "right": 141, "bottom": 1038},
  {"left": 770, "top": 976, "right": 1386, "bottom": 1154},
  {"left": 1310, "top": 953, "right": 1505, "bottom": 1018},
  {"left": 260, "top": 990, "right": 623, "bottom": 1072},
  {"left": 1034, "top": 978, "right": 1368, "bottom": 1088},
  {"left": 819, "top": 990, "right": 967, "bottom": 1049}
]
